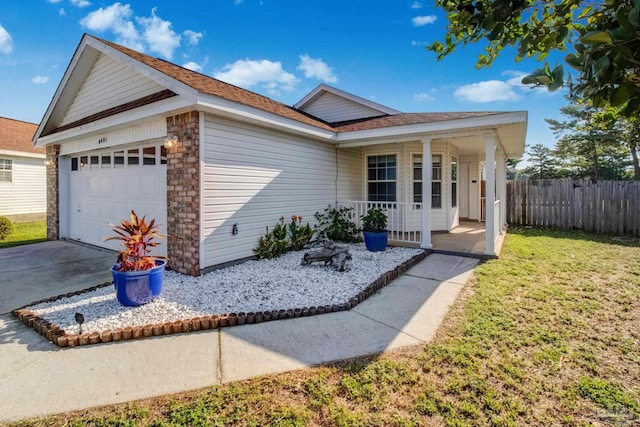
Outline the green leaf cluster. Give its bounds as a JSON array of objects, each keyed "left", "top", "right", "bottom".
[{"left": 314, "top": 205, "right": 362, "bottom": 243}]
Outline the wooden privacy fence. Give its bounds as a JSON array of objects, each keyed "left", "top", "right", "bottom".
[{"left": 507, "top": 180, "right": 640, "bottom": 236}]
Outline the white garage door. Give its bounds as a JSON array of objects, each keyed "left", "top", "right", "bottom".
[{"left": 67, "top": 143, "right": 167, "bottom": 256}]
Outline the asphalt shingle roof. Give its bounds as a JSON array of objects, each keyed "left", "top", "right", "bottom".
[{"left": 0, "top": 117, "right": 43, "bottom": 154}]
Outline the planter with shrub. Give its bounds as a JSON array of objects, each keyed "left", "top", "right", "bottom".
[{"left": 361, "top": 207, "right": 388, "bottom": 252}]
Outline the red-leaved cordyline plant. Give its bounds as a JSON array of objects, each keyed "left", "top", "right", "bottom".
[{"left": 105, "top": 210, "right": 166, "bottom": 272}]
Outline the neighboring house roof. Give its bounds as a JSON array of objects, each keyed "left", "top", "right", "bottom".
[{"left": 0, "top": 117, "right": 43, "bottom": 155}]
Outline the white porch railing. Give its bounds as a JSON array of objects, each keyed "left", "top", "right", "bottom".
[{"left": 338, "top": 201, "right": 423, "bottom": 244}]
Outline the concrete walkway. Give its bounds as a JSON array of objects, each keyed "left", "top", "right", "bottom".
[{"left": 0, "top": 251, "right": 478, "bottom": 423}]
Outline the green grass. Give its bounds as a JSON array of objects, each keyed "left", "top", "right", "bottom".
[
  {"left": 0, "top": 220, "right": 46, "bottom": 249},
  {"left": 5, "top": 228, "right": 640, "bottom": 426}
]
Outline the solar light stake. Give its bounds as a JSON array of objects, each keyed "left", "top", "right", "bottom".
[{"left": 75, "top": 312, "right": 85, "bottom": 335}]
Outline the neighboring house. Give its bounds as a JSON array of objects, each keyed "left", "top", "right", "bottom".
[
  {"left": 0, "top": 117, "right": 46, "bottom": 222},
  {"left": 33, "top": 34, "right": 526, "bottom": 276}
]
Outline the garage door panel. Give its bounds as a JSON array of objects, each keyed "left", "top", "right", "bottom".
[{"left": 67, "top": 142, "right": 167, "bottom": 256}]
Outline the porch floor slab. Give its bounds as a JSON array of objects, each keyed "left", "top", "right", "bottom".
[{"left": 391, "top": 221, "right": 506, "bottom": 259}]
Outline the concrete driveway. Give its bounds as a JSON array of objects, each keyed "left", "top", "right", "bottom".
[{"left": 0, "top": 240, "right": 115, "bottom": 314}]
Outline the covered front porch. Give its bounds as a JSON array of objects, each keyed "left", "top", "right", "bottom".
[{"left": 337, "top": 127, "right": 516, "bottom": 257}]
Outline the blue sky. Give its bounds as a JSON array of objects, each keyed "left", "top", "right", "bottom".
[{"left": 0, "top": 1, "right": 570, "bottom": 155}]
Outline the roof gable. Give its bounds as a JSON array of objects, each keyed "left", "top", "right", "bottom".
[
  {"left": 0, "top": 117, "right": 43, "bottom": 155},
  {"left": 294, "top": 84, "right": 400, "bottom": 123}
]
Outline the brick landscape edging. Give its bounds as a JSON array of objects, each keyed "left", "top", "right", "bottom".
[{"left": 11, "top": 250, "right": 429, "bottom": 348}]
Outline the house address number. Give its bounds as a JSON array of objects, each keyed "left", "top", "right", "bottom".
[{"left": 97, "top": 136, "right": 108, "bottom": 145}]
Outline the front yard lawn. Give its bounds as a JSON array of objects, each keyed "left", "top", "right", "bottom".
[
  {"left": 10, "top": 228, "right": 640, "bottom": 426},
  {"left": 0, "top": 220, "right": 46, "bottom": 249}
]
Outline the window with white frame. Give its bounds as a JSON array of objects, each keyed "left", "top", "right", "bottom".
[
  {"left": 451, "top": 156, "right": 458, "bottom": 208},
  {"left": 412, "top": 154, "right": 442, "bottom": 208},
  {"left": 0, "top": 159, "right": 13, "bottom": 182},
  {"left": 367, "top": 154, "right": 396, "bottom": 202}
]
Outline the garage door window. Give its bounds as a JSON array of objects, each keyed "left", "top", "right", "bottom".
[
  {"left": 114, "top": 151, "right": 125, "bottom": 167},
  {"left": 143, "top": 147, "right": 156, "bottom": 165},
  {"left": 70, "top": 144, "right": 164, "bottom": 172},
  {"left": 127, "top": 149, "right": 139, "bottom": 166}
]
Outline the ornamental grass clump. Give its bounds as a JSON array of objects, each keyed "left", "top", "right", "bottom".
[
  {"left": 254, "top": 215, "right": 315, "bottom": 259},
  {"left": 105, "top": 210, "right": 166, "bottom": 272}
]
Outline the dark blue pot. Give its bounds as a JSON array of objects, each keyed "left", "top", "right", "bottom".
[
  {"left": 363, "top": 231, "right": 388, "bottom": 252},
  {"left": 111, "top": 259, "right": 166, "bottom": 306}
]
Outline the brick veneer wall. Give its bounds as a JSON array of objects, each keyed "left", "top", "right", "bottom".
[
  {"left": 46, "top": 145, "right": 60, "bottom": 240},
  {"left": 166, "top": 111, "right": 201, "bottom": 276}
]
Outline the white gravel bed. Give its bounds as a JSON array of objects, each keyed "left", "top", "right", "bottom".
[{"left": 29, "top": 244, "right": 423, "bottom": 335}]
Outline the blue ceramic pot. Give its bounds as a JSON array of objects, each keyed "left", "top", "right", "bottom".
[
  {"left": 363, "top": 231, "right": 388, "bottom": 252},
  {"left": 111, "top": 259, "right": 166, "bottom": 306}
]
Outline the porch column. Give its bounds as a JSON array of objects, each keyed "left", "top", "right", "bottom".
[
  {"left": 496, "top": 150, "right": 507, "bottom": 232},
  {"left": 484, "top": 133, "right": 496, "bottom": 256},
  {"left": 421, "top": 137, "right": 432, "bottom": 249}
]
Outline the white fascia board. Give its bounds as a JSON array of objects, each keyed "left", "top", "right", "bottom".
[
  {"left": 294, "top": 83, "right": 400, "bottom": 115},
  {"left": 335, "top": 111, "right": 527, "bottom": 146},
  {"left": 196, "top": 94, "right": 336, "bottom": 142},
  {"left": 0, "top": 149, "right": 45, "bottom": 159},
  {"left": 35, "top": 96, "right": 193, "bottom": 147}
]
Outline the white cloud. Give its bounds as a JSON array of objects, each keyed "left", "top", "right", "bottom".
[
  {"left": 182, "top": 61, "right": 202, "bottom": 72},
  {"left": 137, "top": 8, "right": 180, "bottom": 59},
  {"left": 59, "top": 8, "right": 66, "bottom": 15},
  {"left": 71, "top": 0, "right": 91, "bottom": 7},
  {"left": 410, "top": 1, "right": 422, "bottom": 9},
  {"left": 47, "top": 0, "right": 63, "bottom": 3},
  {"left": 412, "top": 15, "right": 437, "bottom": 26},
  {"left": 183, "top": 30, "right": 203, "bottom": 46},
  {"left": 454, "top": 80, "right": 520, "bottom": 103},
  {"left": 0, "top": 24, "right": 12, "bottom": 54},
  {"left": 414, "top": 92, "right": 435, "bottom": 102},
  {"left": 234, "top": 0, "right": 243, "bottom": 4},
  {"left": 80, "top": 3, "right": 143, "bottom": 52},
  {"left": 214, "top": 59, "right": 299, "bottom": 94},
  {"left": 411, "top": 40, "right": 427, "bottom": 46},
  {"left": 297, "top": 54, "right": 337, "bottom": 83},
  {"left": 32, "top": 76, "right": 49, "bottom": 84}
]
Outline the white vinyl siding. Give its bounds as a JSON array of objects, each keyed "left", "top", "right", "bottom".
[
  {"left": 60, "top": 53, "right": 166, "bottom": 126},
  {"left": 337, "top": 147, "right": 363, "bottom": 200},
  {"left": 300, "top": 92, "right": 386, "bottom": 123},
  {"left": 202, "top": 116, "right": 338, "bottom": 267},
  {"left": 0, "top": 156, "right": 46, "bottom": 216}
]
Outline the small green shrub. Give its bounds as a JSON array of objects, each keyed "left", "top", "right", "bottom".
[
  {"left": 314, "top": 205, "right": 361, "bottom": 243},
  {"left": 255, "top": 218, "right": 289, "bottom": 259},
  {"left": 288, "top": 215, "right": 315, "bottom": 251},
  {"left": 0, "top": 216, "right": 13, "bottom": 241},
  {"left": 361, "top": 207, "right": 387, "bottom": 232}
]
